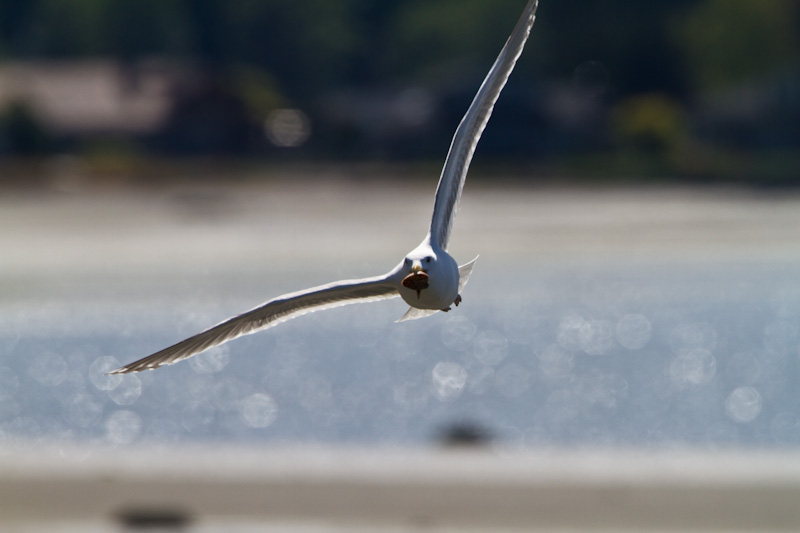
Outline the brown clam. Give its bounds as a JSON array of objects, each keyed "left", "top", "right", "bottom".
[{"left": 402, "top": 271, "right": 430, "bottom": 299}]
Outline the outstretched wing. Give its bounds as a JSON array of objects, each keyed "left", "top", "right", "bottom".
[
  {"left": 429, "top": 0, "right": 539, "bottom": 250},
  {"left": 110, "top": 275, "right": 400, "bottom": 374}
]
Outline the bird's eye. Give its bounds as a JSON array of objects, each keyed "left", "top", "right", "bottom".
[
  {"left": 404, "top": 258, "right": 411, "bottom": 265},
  {"left": 425, "top": 256, "right": 432, "bottom": 263}
]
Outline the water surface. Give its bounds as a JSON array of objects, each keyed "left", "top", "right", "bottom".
[{"left": 2, "top": 181, "right": 799, "bottom": 449}]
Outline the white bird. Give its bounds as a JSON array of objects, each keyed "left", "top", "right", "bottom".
[{"left": 110, "top": 0, "right": 539, "bottom": 374}]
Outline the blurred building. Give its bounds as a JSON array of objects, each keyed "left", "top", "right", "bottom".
[
  {"left": 0, "top": 60, "right": 173, "bottom": 136},
  {"left": 0, "top": 60, "right": 258, "bottom": 156}
]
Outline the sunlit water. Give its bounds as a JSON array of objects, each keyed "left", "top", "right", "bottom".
[{"left": 2, "top": 182, "right": 800, "bottom": 450}]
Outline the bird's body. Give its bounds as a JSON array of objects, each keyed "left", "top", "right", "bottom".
[
  {"left": 110, "top": 0, "right": 539, "bottom": 375},
  {"left": 397, "top": 236, "right": 459, "bottom": 310}
]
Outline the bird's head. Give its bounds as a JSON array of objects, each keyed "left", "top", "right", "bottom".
[{"left": 401, "top": 255, "right": 432, "bottom": 297}]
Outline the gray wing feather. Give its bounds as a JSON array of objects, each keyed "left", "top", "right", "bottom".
[
  {"left": 457, "top": 256, "right": 479, "bottom": 292},
  {"left": 396, "top": 307, "right": 439, "bottom": 322},
  {"left": 110, "top": 275, "right": 399, "bottom": 374},
  {"left": 430, "top": 0, "right": 539, "bottom": 249}
]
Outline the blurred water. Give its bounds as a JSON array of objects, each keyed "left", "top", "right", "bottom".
[{"left": 2, "top": 182, "right": 800, "bottom": 450}]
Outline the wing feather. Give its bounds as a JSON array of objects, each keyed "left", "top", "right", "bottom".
[
  {"left": 430, "top": 0, "right": 539, "bottom": 249},
  {"left": 110, "top": 275, "right": 399, "bottom": 374}
]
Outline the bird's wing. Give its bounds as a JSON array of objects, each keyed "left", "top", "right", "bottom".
[
  {"left": 429, "top": 0, "right": 539, "bottom": 250},
  {"left": 110, "top": 275, "right": 400, "bottom": 374},
  {"left": 396, "top": 307, "right": 439, "bottom": 322},
  {"left": 457, "top": 256, "right": 479, "bottom": 292}
]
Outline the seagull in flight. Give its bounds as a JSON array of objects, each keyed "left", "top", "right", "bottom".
[{"left": 110, "top": 0, "right": 539, "bottom": 374}]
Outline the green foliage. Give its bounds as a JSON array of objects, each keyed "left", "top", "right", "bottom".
[
  {"left": 0, "top": 0, "right": 797, "bottom": 182},
  {"left": 222, "top": 0, "right": 362, "bottom": 95},
  {"left": 80, "top": 138, "right": 143, "bottom": 176},
  {"left": 613, "top": 94, "right": 688, "bottom": 156},
  {"left": 390, "top": 0, "right": 524, "bottom": 80},
  {"left": 0, "top": 0, "right": 797, "bottom": 98},
  {"left": 36, "top": 0, "right": 105, "bottom": 56},
  {"left": 233, "top": 66, "right": 285, "bottom": 119},
  {"left": 678, "top": 0, "right": 799, "bottom": 91},
  {"left": 99, "top": 0, "right": 191, "bottom": 60},
  {"left": 0, "top": 1, "right": 784, "bottom": 91}
]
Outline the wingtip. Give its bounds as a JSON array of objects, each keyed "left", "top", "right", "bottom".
[
  {"left": 106, "top": 366, "right": 133, "bottom": 376},
  {"left": 397, "top": 307, "right": 440, "bottom": 322},
  {"left": 106, "top": 362, "right": 157, "bottom": 375}
]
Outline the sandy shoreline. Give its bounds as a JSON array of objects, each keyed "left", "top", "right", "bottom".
[
  {"left": 3, "top": 180, "right": 800, "bottom": 281},
  {"left": 3, "top": 446, "right": 800, "bottom": 531}
]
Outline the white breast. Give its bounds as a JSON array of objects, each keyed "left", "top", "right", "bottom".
[{"left": 399, "top": 254, "right": 459, "bottom": 310}]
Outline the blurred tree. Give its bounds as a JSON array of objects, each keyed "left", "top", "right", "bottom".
[
  {"left": 99, "top": 0, "right": 190, "bottom": 61},
  {"left": 613, "top": 93, "right": 688, "bottom": 156},
  {"left": 223, "top": 0, "right": 364, "bottom": 98},
  {"left": 0, "top": 100, "right": 52, "bottom": 155},
  {"left": 0, "top": 0, "right": 705, "bottom": 98},
  {"left": 0, "top": 0, "right": 42, "bottom": 57},
  {"left": 35, "top": 0, "right": 105, "bottom": 56},
  {"left": 155, "top": 76, "right": 257, "bottom": 155},
  {"left": 233, "top": 66, "right": 285, "bottom": 120},
  {"left": 2, "top": 0, "right": 795, "bottom": 170},
  {"left": 537, "top": 0, "right": 697, "bottom": 98},
  {"left": 678, "top": 0, "right": 799, "bottom": 92},
  {"left": 390, "top": 0, "right": 526, "bottom": 82}
]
